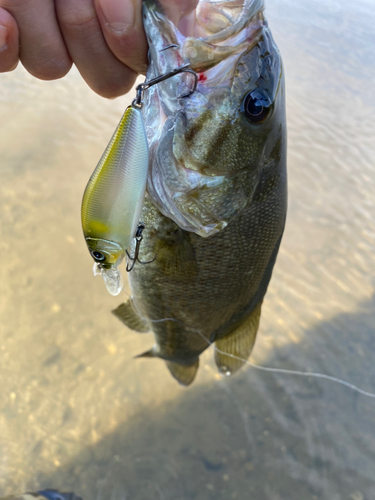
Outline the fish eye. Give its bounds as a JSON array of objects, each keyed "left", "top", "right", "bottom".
[
  {"left": 91, "top": 251, "right": 106, "bottom": 262},
  {"left": 242, "top": 90, "right": 272, "bottom": 124}
]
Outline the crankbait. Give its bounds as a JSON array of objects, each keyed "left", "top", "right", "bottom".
[{"left": 81, "top": 65, "right": 197, "bottom": 296}]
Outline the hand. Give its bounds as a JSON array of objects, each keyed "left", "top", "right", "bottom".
[{"left": 0, "top": 0, "right": 198, "bottom": 98}]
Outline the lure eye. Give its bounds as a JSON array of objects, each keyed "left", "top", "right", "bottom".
[
  {"left": 242, "top": 90, "right": 272, "bottom": 124},
  {"left": 91, "top": 251, "right": 105, "bottom": 262}
]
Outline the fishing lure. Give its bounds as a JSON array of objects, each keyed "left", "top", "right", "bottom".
[
  {"left": 81, "top": 65, "right": 197, "bottom": 296},
  {"left": 81, "top": 103, "right": 149, "bottom": 295}
]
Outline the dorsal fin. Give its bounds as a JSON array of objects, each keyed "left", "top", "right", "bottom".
[
  {"left": 214, "top": 302, "right": 262, "bottom": 375},
  {"left": 112, "top": 300, "right": 150, "bottom": 333}
]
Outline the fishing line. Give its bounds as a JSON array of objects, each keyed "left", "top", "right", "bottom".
[
  {"left": 217, "top": 352, "right": 375, "bottom": 399},
  {"left": 126, "top": 292, "right": 375, "bottom": 399},
  {"left": 129, "top": 292, "right": 183, "bottom": 326}
]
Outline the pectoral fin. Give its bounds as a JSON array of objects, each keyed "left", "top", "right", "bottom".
[
  {"left": 155, "top": 228, "right": 197, "bottom": 280},
  {"left": 166, "top": 360, "right": 199, "bottom": 386},
  {"left": 112, "top": 300, "right": 150, "bottom": 333},
  {"left": 214, "top": 303, "right": 262, "bottom": 375}
]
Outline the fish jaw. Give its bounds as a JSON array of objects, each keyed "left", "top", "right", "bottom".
[{"left": 142, "top": 0, "right": 285, "bottom": 237}]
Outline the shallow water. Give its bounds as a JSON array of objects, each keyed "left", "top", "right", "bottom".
[{"left": 1, "top": 0, "right": 375, "bottom": 498}]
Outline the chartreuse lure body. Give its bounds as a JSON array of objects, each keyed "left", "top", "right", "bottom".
[{"left": 81, "top": 105, "right": 149, "bottom": 295}]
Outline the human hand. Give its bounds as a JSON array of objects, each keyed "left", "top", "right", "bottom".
[{"left": 0, "top": 0, "right": 198, "bottom": 98}]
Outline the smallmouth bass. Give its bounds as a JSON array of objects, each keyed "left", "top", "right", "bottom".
[{"left": 113, "top": 0, "right": 287, "bottom": 385}]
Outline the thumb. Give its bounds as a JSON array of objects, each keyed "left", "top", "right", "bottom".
[
  {"left": 95, "top": 0, "right": 199, "bottom": 76},
  {"left": 95, "top": 0, "right": 148, "bottom": 75}
]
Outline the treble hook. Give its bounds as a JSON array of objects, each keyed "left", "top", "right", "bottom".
[
  {"left": 126, "top": 222, "right": 156, "bottom": 272},
  {"left": 132, "top": 64, "right": 198, "bottom": 108}
]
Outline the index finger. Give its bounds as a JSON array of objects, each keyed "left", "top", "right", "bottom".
[{"left": 0, "top": 0, "right": 72, "bottom": 79}]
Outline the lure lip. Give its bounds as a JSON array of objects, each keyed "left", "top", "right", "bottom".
[{"left": 93, "top": 262, "right": 124, "bottom": 296}]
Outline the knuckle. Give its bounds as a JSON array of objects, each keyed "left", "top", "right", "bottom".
[
  {"left": 0, "top": 0, "right": 25, "bottom": 12},
  {"left": 58, "top": 7, "right": 99, "bottom": 35}
]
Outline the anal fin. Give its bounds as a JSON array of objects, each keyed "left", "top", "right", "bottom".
[
  {"left": 214, "top": 303, "right": 262, "bottom": 376},
  {"left": 112, "top": 300, "right": 150, "bottom": 333},
  {"left": 166, "top": 359, "right": 199, "bottom": 386}
]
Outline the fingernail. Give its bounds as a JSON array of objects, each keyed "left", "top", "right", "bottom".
[
  {"left": 0, "top": 26, "right": 8, "bottom": 51},
  {"left": 98, "top": 0, "right": 134, "bottom": 33}
]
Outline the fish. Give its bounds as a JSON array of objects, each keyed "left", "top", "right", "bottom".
[
  {"left": 112, "top": 0, "right": 287, "bottom": 385},
  {"left": 81, "top": 105, "right": 149, "bottom": 295},
  {"left": 0, "top": 490, "right": 82, "bottom": 500}
]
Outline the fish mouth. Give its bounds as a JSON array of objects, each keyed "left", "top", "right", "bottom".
[
  {"left": 142, "top": 0, "right": 267, "bottom": 237},
  {"left": 143, "top": 0, "right": 265, "bottom": 96}
]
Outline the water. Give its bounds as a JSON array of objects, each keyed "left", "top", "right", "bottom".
[{"left": 1, "top": 0, "right": 375, "bottom": 498}]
